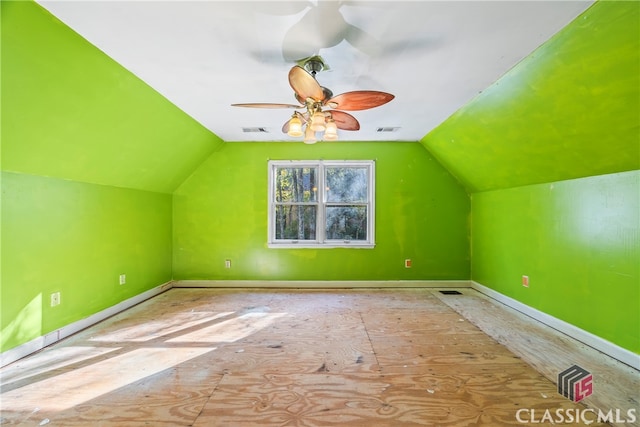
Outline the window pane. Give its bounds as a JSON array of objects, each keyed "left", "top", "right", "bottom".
[
  {"left": 325, "top": 167, "right": 368, "bottom": 202},
  {"left": 275, "top": 205, "right": 317, "bottom": 240},
  {"left": 325, "top": 206, "right": 367, "bottom": 241},
  {"left": 275, "top": 167, "right": 317, "bottom": 202}
]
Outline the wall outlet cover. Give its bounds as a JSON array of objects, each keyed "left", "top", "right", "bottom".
[{"left": 50, "top": 292, "right": 61, "bottom": 307}]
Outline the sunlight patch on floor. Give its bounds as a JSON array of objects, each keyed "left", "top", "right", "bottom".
[
  {"left": 167, "top": 312, "right": 289, "bottom": 344},
  {"left": 0, "top": 346, "right": 215, "bottom": 412},
  {"left": 89, "top": 311, "right": 235, "bottom": 342}
]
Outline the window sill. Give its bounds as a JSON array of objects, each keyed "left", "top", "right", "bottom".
[{"left": 268, "top": 242, "right": 376, "bottom": 249}]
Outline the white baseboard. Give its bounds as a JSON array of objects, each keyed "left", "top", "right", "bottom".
[
  {"left": 171, "top": 279, "right": 472, "bottom": 289},
  {"left": 471, "top": 281, "right": 640, "bottom": 371},
  {"left": 0, "top": 281, "right": 173, "bottom": 368},
  {"left": 5, "top": 279, "right": 636, "bottom": 371}
]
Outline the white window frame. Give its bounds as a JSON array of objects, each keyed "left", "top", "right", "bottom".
[{"left": 268, "top": 160, "right": 375, "bottom": 249}]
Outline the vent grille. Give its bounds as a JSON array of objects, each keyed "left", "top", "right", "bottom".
[
  {"left": 439, "top": 290, "right": 462, "bottom": 295},
  {"left": 376, "top": 127, "right": 400, "bottom": 133},
  {"left": 242, "top": 127, "right": 268, "bottom": 133}
]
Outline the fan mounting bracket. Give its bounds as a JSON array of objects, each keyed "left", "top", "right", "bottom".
[{"left": 303, "top": 58, "right": 325, "bottom": 76}]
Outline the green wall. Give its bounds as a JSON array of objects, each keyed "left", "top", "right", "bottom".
[
  {"left": 174, "top": 142, "right": 470, "bottom": 281},
  {"left": 1, "top": 172, "right": 173, "bottom": 352},
  {"left": 422, "top": 1, "right": 639, "bottom": 192},
  {"left": 0, "top": 1, "right": 217, "bottom": 354},
  {"left": 420, "top": 0, "right": 640, "bottom": 355},
  {"left": 471, "top": 171, "right": 640, "bottom": 353}
]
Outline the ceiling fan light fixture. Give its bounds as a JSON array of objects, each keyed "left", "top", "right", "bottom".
[
  {"left": 233, "top": 62, "right": 395, "bottom": 145},
  {"left": 303, "top": 125, "right": 317, "bottom": 144},
  {"left": 287, "top": 115, "right": 303, "bottom": 137},
  {"left": 310, "top": 110, "right": 326, "bottom": 132}
]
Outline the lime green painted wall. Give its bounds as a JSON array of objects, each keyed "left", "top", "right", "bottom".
[
  {"left": 1, "top": 172, "right": 173, "bottom": 352},
  {"left": 174, "top": 142, "right": 470, "bottom": 281},
  {"left": 471, "top": 171, "right": 640, "bottom": 353},
  {"left": 422, "top": 1, "right": 639, "bottom": 192},
  {"left": 1, "top": 0, "right": 217, "bottom": 354},
  {"left": 1, "top": 1, "right": 221, "bottom": 193}
]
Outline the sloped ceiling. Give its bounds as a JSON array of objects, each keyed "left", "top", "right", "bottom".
[
  {"left": 33, "top": 0, "right": 593, "bottom": 144},
  {"left": 422, "top": 1, "right": 639, "bottom": 192},
  {"left": 1, "top": 1, "right": 222, "bottom": 194}
]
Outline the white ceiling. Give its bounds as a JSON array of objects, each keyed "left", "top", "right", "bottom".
[{"left": 37, "top": 0, "right": 593, "bottom": 142}]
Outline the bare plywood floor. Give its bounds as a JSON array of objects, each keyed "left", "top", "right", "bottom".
[{"left": 0, "top": 288, "right": 635, "bottom": 426}]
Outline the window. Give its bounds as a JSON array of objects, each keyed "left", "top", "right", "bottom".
[{"left": 268, "top": 160, "right": 375, "bottom": 248}]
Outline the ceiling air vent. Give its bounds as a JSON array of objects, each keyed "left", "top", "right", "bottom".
[
  {"left": 242, "top": 127, "right": 268, "bottom": 133},
  {"left": 376, "top": 127, "right": 400, "bottom": 133}
]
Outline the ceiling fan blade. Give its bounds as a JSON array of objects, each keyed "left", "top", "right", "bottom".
[
  {"left": 288, "top": 66, "right": 324, "bottom": 102},
  {"left": 327, "top": 91, "right": 395, "bottom": 111},
  {"left": 232, "top": 103, "right": 303, "bottom": 109},
  {"left": 330, "top": 110, "right": 360, "bottom": 131}
]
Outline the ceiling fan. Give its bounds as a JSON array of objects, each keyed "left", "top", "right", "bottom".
[{"left": 231, "top": 57, "right": 394, "bottom": 143}]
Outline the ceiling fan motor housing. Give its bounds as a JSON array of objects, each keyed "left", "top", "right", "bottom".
[{"left": 304, "top": 59, "right": 325, "bottom": 76}]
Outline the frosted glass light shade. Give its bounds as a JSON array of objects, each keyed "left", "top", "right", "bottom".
[
  {"left": 324, "top": 119, "right": 338, "bottom": 140},
  {"left": 310, "top": 111, "right": 326, "bottom": 132},
  {"left": 303, "top": 126, "right": 317, "bottom": 144},
  {"left": 287, "top": 115, "right": 303, "bottom": 137}
]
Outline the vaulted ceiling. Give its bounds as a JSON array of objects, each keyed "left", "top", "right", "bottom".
[
  {"left": 2, "top": 1, "right": 638, "bottom": 193},
  {"left": 423, "top": 1, "right": 640, "bottom": 191}
]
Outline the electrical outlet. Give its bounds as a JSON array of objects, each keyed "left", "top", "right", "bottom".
[
  {"left": 50, "top": 292, "right": 61, "bottom": 307},
  {"left": 225, "top": 259, "right": 231, "bottom": 269},
  {"left": 119, "top": 274, "right": 126, "bottom": 285},
  {"left": 522, "top": 275, "right": 530, "bottom": 287},
  {"left": 404, "top": 259, "right": 412, "bottom": 268}
]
